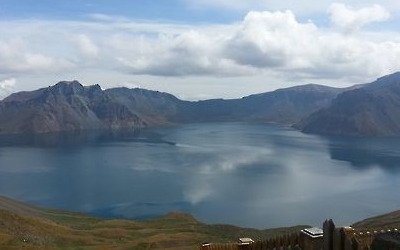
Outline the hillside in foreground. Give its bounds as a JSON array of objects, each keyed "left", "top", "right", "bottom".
[
  {"left": 352, "top": 209, "right": 400, "bottom": 229},
  {"left": 1, "top": 195, "right": 400, "bottom": 249},
  {"left": 0, "top": 196, "right": 307, "bottom": 250}
]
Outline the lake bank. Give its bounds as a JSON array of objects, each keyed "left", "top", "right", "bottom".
[
  {"left": 0, "top": 195, "right": 307, "bottom": 249},
  {"left": 2, "top": 195, "right": 400, "bottom": 249}
]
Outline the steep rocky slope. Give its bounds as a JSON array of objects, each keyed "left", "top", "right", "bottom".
[
  {"left": 0, "top": 81, "right": 145, "bottom": 134},
  {"left": 0, "top": 80, "right": 345, "bottom": 134},
  {"left": 295, "top": 72, "right": 400, "bottom": 136},
  {"left": 106, "top": 87, "right": 182, "bottom": 125}
]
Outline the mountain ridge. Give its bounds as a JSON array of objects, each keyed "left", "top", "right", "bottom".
[
  {"left": 3, "top": 72, "right": 400, "bottom": 136},
  {"left": 295, "top": 72, "right": 400, "bottom": 136},
  {"left": 0, "top": 81, "right": 145, "bottom": 134},
  {"left": 0, "top": 80, "right": 344, "bottom": 135}
]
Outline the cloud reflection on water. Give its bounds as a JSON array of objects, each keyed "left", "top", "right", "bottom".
[
  {"left": 1, "top": 123, "right": 400, "bottom": 229},
  {"left": 174, "top": 124, "right": 399, "bottom": 228}
]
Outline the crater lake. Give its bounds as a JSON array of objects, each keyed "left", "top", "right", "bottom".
[{"left": 0, "top": 122, "right": 400, "bottom": 229}]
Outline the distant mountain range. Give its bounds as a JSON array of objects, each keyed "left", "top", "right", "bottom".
[{"left": 1, "top": 72, "right": 400, "bottom": 136}]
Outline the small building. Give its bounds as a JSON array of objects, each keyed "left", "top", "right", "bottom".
[
  {"left": 201, "top": 242, "right": 212, "bottom": 249},
  {"left": 239, "top": 238, "right": 255, "bottom": 245},
  {"left": 238, "top": 238, "right": 255, "bottom": 250},
  {"left": 301, "top": 227, "right": 324, "bottom": 250},
  {"left": 302, "top": 227, "right": 324, "bottom": 238}
]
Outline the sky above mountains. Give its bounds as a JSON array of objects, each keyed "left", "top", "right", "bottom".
[{"left": 1, "top": 0, "right": 400, "bottom": 100}]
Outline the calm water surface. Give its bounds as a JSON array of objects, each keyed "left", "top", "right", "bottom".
[{"left": 0, "top": 122, "right": 400, "bottom": 229}]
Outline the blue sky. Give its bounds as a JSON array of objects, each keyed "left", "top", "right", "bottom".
[
  {"left": 1, "top": 0, "right": 400, "bottom": 100},
  {"left": 0, "top": 0, "right": 252, "bottom": 23}
]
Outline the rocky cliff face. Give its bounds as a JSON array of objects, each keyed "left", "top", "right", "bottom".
[
  {"left": 0, "top": 79, "right": 359, "bottom": 135},
  {"left": 105, "top": 87, "right": 181, "bottom": 125},
  {"left": 295, "top": 72, "right": 400, "bottom": 136},
  {"left": 0, "top": 81, "right": 144, "bottom": 134},
  {"left": 0, "top": 80, "right": 345, "bottom": 135}
]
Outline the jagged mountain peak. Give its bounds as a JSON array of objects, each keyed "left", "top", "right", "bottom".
[
  {"left": 49, "top": 80, "right": 86, "bottom": 95},
  {"left": 55, "top": 80, "right": 82, "bottom": 86}
]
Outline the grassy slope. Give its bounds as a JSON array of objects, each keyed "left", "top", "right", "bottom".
[
  {"left": 352, "top": 210, "right": 400, "bottom": 230},
  {"left": 0, "top": 196, "right": 307, "bottom": 250}
]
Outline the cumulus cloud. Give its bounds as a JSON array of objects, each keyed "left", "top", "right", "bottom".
[
  {"left": 103, "top": 6, "right": 400, "bottom": 81},
  {"left": 107, "top": 29, "right": 255, "bottom": 76},
  {"left": 328, "top": 3, "right": 390, "bottom": 33},
  {"left": 113, "top": 30, "right": 219, "bottom": 76},
  {"left": 0, "top": 3, "right": 400, "bottom": 95},
  {"left": 225, "top": 10, "right": 318, "bottom": 69}
]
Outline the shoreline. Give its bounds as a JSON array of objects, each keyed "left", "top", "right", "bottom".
[{"left": 0, "top": 195, "right": 309, "bottom": 249}]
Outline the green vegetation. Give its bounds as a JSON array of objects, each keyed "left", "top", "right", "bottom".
[
  {"left": 0, "top": 196, "right": 307, "bottom": 249},
  {"left": 352, "top": 210, "right": 400, "bottom": 230},
  {"left": 4, "top": 194, "right": 400, "bottom": 249}
]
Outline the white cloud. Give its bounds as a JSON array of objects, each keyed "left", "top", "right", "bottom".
[
  {"left": 0, "top": 37, "right": 75, "bottom": 74},
  {"left": 328, "top": 3, "right": 390, "bottom": 33},
  {"left": 73, "top": 34, "right": 99, "bottom": 58},
  {"left": 0, "top": 78, "right": 16, "bottom": 99},
  {"left": 106, "top": 28, "right": 255, "bottom": 77},
  {"left": 103, "top": 7, "right": 400, "bottom": 82},
  {"left": 225, "top": 10, "right": 318, "bottom": 68},
  {"left": 0, "top": 78, "right": 16, "bottom": 89},
  {"left": 0, "top": 3, "right": 400, "bottom": 98}
]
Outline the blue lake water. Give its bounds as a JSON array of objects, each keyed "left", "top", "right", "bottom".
[{"left": 0, "top": 122, "right": 400, "bottom": 229}]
